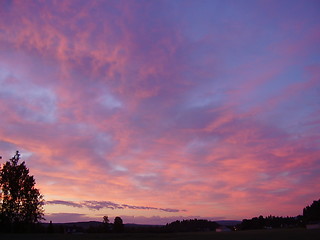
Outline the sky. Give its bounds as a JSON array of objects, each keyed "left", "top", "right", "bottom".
[{"left": 0, "top": 0, "right": 319, "bottom": 225}]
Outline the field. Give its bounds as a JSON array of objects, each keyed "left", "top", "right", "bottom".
[{"left": 1, "top": 228, "right": 319, "bottom": 240}]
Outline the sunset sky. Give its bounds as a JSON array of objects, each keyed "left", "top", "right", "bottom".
[{"left": 0, "top": 0, "right": 319, "bottom": 225}]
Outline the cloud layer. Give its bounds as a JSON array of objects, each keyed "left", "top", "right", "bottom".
[
  {"left": 0, "top": 0, "right": 319, "bottom": 224},
  {"left": 46, "top": 200, "right": 185, "bottom": 212}
]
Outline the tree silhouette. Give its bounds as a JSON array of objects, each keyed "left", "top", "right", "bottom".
[
  {"left": 103, "top": 215, "right": 110, "bottom": 232},
  {"left": 0, "top": 151, "right": 44, "bottom": 232},
  {"left": 165, "top": 219, "right": 219, "bottom": 232},
  {"left": 303, "top": 199, "right": 320, "bottom": 223},
  {"left": 113, "top": 216, "right": 124, "bottom": 232},
  {"left": 103, "top": 215, "right": 109, "bottom": 225}
]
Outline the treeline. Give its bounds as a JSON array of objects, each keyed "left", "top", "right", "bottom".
[
  {"left": 45, "top": 219, "right": 123, "bottom": 234},
  {"left": 238, "top": 215, "right": 304, "bottom": 230},
  {"left": 165, "top": 219, "right": 219, "bottom": 232},
  {"left": 303, "top": 199, "right": 320, "bottom": 223},
  {"left": 238, "top": 199, "right": 320, "bottom": 230},
  {"left": 42, "top": 219, "right": 220, "bottom": 234}
]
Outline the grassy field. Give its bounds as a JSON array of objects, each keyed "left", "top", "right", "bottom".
[{"left": 0, "top": 228, "right": 319, "bottom": 240}]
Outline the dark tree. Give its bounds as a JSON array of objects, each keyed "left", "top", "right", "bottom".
[
  {"left": 0, "top": 151, "right": 44, "bottom": 231},
  {"left": 103, "top": 215, "right": 110, "bottom": 232},
  {"left": 303, "top": 199, "right": 320, "bottom": 223},
  {"left": 103, "top": 215, "right": 109, "bottom": 225},
  {"left": 113, "top": 216, "right": 124, "bottom": 232}
]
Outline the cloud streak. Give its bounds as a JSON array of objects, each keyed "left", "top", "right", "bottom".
[{"left": 46, "top": 200, "right": 185, "bottom": 213}]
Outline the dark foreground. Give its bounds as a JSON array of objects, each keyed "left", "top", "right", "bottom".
[{"left": 1, "top": 228, "right": 319, "bottom": 240}]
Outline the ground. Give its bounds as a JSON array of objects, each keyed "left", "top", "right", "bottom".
[{"left": 0, "top": 228, "right": 319, "bottom": 240}]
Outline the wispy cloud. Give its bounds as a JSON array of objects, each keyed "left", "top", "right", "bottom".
[{"left": 46, "top": 200, "right": 186, "bottom": 213}]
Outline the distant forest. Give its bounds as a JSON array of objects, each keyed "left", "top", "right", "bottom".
[{"left": 237, "top": 199, "right": 320, "bottom": 231}]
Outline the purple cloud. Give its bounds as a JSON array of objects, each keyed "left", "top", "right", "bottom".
[
  {"left": 46, "top": 200, "right": 185, "bottom": 213},
  {"left": 46, "top": 200, "right": 83, "bottom": 208}
]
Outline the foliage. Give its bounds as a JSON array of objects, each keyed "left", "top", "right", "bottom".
[
  {"left": 103, "top": 216, "right": 109, "bottom": 224},
  {"left": 102, "top": 216, "right": 110, "bottom": 232},
  {"left": 303, "top": 199, "right": 320, "bottom": 223},
  {"left": 239, "top": 215, "right": 302, "bottom": 230},
  {"left": 0, "top": 151, "right": 44, "bottom": 232},
  {"left": 238, "top": 199, "right": 320, "bottom": 230},
  {"left": 165, "top": 219, "right": 219, "bottom": 232},
  {"left": 113, "top": 216, "right": 124, "bottom": 233}
]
